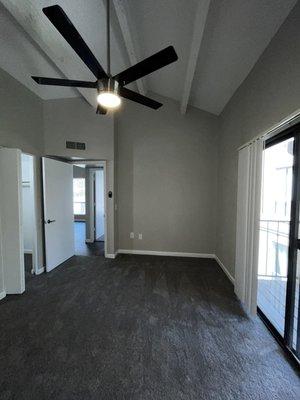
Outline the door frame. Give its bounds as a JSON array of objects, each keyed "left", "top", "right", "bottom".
[
  {"left": 86, "top": 162, "right": 107, "bottom": 257},
  {"left": 22, "top": 153, "right": 40, "bottom": 276},
  {"left": 42, "top": 157, "right": 75, "bottom": 272},
  {"left": 258, "top": 122, "right": 300, "bottom": 365}
]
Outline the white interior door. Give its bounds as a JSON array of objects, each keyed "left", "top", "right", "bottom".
[
  {"left": 0, "top": 148, "right": 24, "bottom": 294},
  {"left": 42, "top": 157, "right": 74, "bottom": 272},
  {"left": 95, "top": 169, "right": 105, "bottom": 240}
]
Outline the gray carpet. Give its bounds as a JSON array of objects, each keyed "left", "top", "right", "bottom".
[{"left": 0, "top": 255, "right": 299, "bottom": 399}]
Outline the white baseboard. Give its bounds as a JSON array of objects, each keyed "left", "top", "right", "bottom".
[
  {"left": 214, "top": 255, "right": 235, "bottom": 284},
  {"left": 118, "top": 249, "right": 215, "bottom": 258},
  {"left": 105, "top": 253, "right": 116, "bottom": 259},
  {"left": 117, "top": 249, "right": 234, "bottom": 285},
  {"left": 24, "top": 249, "right": 33, "bottom": 254},
  {"left": 35, "top": 267, "right": 45, "bottom": 275},
  {"left": 85, "top": 238, "right": 94, "bottom": 243},
  {"left": 0, "top": 290, "right": 6, "bottom": 301}
]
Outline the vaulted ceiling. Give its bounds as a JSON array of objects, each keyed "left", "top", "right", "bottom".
[{"left": 0, "top": 0, "right": 297, "bottom": 115}]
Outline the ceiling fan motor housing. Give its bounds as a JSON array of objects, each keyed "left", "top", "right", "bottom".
[{"left": 97, "top": 77, "right": 119, "bottom": 95}]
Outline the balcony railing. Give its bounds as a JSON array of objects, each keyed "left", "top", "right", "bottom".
[
  {"left": 258, "top": 219, "right": 289, "bottom": 278},
  {"left": 257, "top": 218, "right": 289, "bottom": 336}
]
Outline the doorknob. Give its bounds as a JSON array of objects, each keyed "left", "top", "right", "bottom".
[{"left": 46, "top": 219, "right": 56, "bottom": 224}]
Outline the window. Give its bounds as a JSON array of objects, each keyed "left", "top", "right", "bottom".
[{"left": 73, "top": 178, "right": 86, "bottom": 215}]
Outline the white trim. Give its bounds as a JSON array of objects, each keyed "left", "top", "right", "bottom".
[
  {"left": 180, "top": 0, "right": 211, "bottom": 114},
  {"left": 238, "top": 108, "right": 300, "bottom": 150},
  {"left": 117, "top": 250, "right": 235, "bottom": 284},
  {"left": 35, "top": 267, "right": 45, "bottom": 275},
  {"left": 105, "top": 253, "right": 116, "bottom": 259},
  {"left": 87, "top": 163, "right": 108, "bottom": 258},
  {"left": 22, "top": 153, "right": 39, "bottom": 277},
  {"left": 118, "top": 249, "right": 215, "bottom": 258},
  {"left": 24, "top": 249, "right": 33, "bottom": 254},
  {"left": 112, "top": 0, "right": 146, "bottom": 95},
  {"left": 214, "top": 255, "right": 235, "bottom": 284},
  {"left": 0, "top": 290, "right": 6, "bottom": 300}
]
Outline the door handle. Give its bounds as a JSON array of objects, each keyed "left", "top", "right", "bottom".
[{"left": 46, "top": 219, "right": 56, "bottom": 224}]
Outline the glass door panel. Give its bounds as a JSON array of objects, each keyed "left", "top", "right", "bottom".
[
  {"left": 292, "top": 252, "right": 300, "bottom": 356},
  {"left": 258, "top": 137, "right": 294, "bottom": 335}
]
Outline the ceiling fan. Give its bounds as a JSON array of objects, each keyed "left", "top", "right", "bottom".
[{"left": 31, "top": 1, "right": 178, "bottom": 115}]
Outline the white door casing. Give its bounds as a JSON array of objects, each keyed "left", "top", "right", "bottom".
[
  {"left": 0, "top": 148, "right": 24, "bottom": 294},
  {"left": 42, "top": 157, "right": 74, "bottom": 272},
  {"left": 95, "top": 169, "right": 105, "bottom": 240}
]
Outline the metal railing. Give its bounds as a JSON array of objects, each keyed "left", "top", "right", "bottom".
[{"left": 258, "top": 219, "right": 289, "bottom": 278}]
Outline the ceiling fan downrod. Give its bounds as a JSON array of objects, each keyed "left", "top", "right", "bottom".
[{"left": 106, "top": 0, "right": 111, "bottom": 76}]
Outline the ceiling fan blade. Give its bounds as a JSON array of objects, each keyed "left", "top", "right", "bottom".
[
  {"left": 43, "top": 5, "right": 107, "bottom": 79},
  {"left": 96, "top": 105, "right": 107, "bottom": 115},
  {"left": 114, "top": 46, "right": 178, "bottom": 86},
  {"left": 119, "top": 87, "right": 162, "bottom": 110},
  {"left": 32, "top": 76, "right": 97, "bottom": 88}
]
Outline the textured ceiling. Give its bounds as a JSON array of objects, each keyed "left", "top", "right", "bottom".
[{"left": 0, "top": 0, "right": 297, "bottom": 114}]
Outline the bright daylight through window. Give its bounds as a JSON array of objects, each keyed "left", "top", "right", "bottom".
[
  {"left": 258, "top": 138, "right": 294, "bottom": 337},
  {"left": 73, "top": 178, "right": 86, "bottom": 215}
]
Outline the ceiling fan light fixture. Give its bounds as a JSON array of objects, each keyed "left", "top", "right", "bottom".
[
  {"left": 32, "top": 3, "right": 178, "bottom": 114},
  {"left": 97, "top": 91, "right": 121, "bottom": 109}
]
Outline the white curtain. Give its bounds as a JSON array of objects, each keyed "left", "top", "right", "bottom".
[{"left": 235, "top": 139, "right": 263, "bottom": 315}]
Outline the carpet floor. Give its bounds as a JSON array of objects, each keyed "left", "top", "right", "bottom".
[{"left": 0, "top": 255, "right": 299, "bottom": 399}]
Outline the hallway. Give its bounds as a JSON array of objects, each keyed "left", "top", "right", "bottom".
[{"left": 74, "top": 221, "right": 104, "bottom": 257}]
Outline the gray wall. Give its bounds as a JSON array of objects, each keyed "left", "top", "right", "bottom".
[
  {"left": 0, "top": 67, "right": 43, "bottom": 155},
  {"left": 43, "top": 98, "right": 116, "bottom": 255},
  {"left": 216, "top": 1, "right": 300, "bottom": 276},
  {"left": 0, "top": 67, "right": 44, "bottom": 274},
  {"left": 43, "top": 97, "right": 114, "bottom": 160},
  {"left": 1, "top": 0, "right": 299, "bottom": 273},
  {"left": 73, "top": 165, "right": 86, "bottom": 179},
  {"left": 116, "top": 94, "right": 219, "bottom": 254}
]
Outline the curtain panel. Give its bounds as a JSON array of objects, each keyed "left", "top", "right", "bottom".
[{"left": 235, "top": 139, "right": 263, "bottom": 315}]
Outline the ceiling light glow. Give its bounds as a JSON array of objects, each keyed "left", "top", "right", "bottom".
[{"left": 97, "top": 92, "right": 121, "bottom": 109}]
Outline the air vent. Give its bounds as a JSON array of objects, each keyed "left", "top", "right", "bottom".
[
  {"left": 66, "top": 141, "right": 76, "bottom": 149},
  {"left": 66, "top": 141, "right": 86, "bottom": 150},
  {"left": 76, "top": 142, "right": 86, "bottom": 150}
]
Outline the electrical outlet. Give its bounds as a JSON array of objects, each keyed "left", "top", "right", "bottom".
[
  {"left": 130, "top": 232, "right": 134, "bottom": 239},
  {"left": 138, "top": 233, "right": 142, "bottom": 240}
]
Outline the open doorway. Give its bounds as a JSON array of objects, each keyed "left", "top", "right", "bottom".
[
  {"left": 21, "top": 153, "right": 38, "bottom": 282},
  {"left": 72, "top": 163, "right": 105, "bottom": 256}
]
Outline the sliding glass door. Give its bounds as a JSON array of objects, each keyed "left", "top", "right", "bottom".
[{"left": 258, "top": 123, "right": 300, "bottom": 362}]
